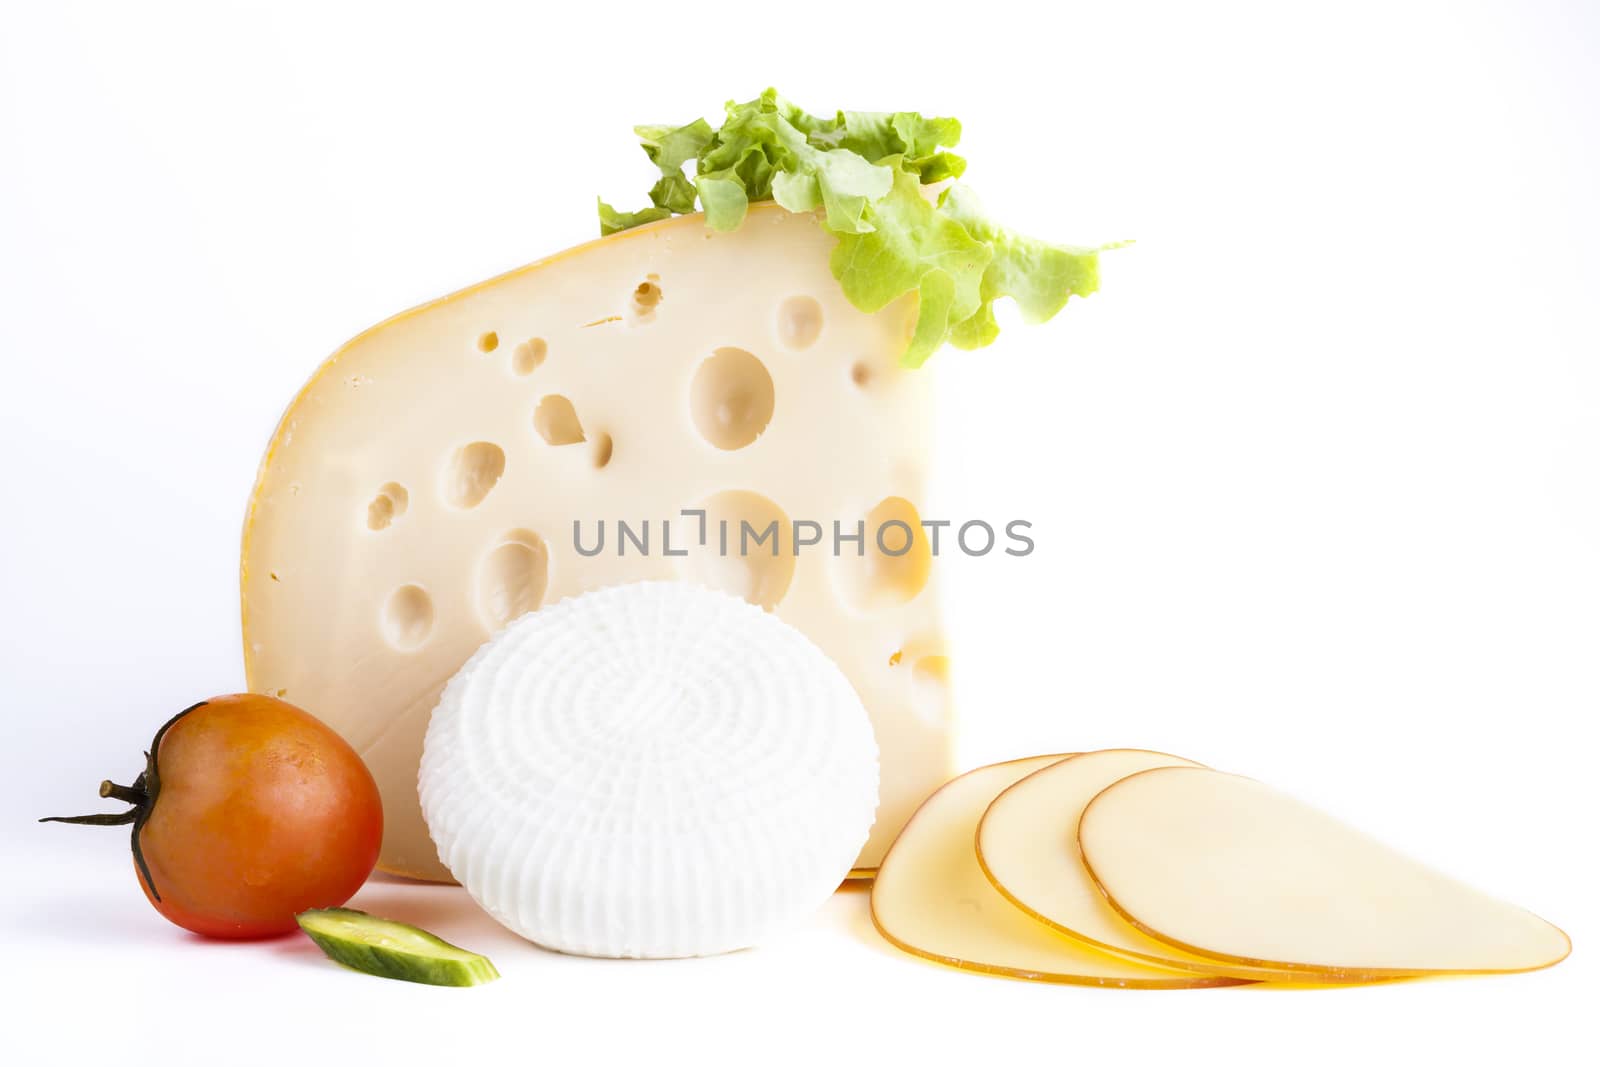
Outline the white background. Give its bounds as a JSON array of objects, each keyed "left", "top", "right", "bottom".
[{"left": 3, "top": 0, "right": 1596, "bottom": 1062}]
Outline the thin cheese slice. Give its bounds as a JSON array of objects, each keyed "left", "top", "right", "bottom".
[
  {"left": 242, "top": 206, "right": 953, "bottom": 880},
  {"left": 1080, "top": 766, "right": 1572, "bottom": 978},
  {"left": 870, "top": 756, "right": 1248, "bottom": 988},
  {"left": 976, "top": 749, "right": 1315, "bottom": 982}
]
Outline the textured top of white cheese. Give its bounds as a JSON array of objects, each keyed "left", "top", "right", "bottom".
[{"left": 418, "top": 580, "right": 880, "bottom": 959}]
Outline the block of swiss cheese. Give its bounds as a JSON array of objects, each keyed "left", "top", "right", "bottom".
[{"left": 242, "top": 205, "right": 953, "bottom": 881}]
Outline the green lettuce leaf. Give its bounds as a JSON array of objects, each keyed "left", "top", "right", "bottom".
[
  {"left": 596, "top": 89, "right": 1112, "bottom": 364},
  {"left": 597, "top": 198, "right": 671, "bottom": 236},
  {"left": 937, "top": 184, "right": 1105, "bottom": 350},
  {"left": 831, "top": 168, "right": 991, "bottom": 367},
  {"left": 694, "top": 173, "right": 749, "bottom": 231},
  {"left": 635, "top": 119, "right": 714, "bottom": 175}
]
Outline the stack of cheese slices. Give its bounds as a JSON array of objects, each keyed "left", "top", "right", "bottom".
[{"left": 871, "top": 748, "right": 1570, "bottom": 987}]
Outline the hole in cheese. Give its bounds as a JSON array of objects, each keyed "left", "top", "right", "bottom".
[
  {"left": 690, "top": 347, "right": 775, "bottom": 451},
  {"left": 534, "top": 395, "right": 586, "bottom": 446},
  {"left": 632, "top": 278, "right": 663, "bottom": 318},
  {"left": 912, "top": 654, "right": 949, "bottom": 684},
  {"left": 367, "top": 482, "right": 409, "bottom": 531},
  {"left": 381, "top": 584, "right": 435, "bottom": 651},
  {"left": 592, "top": 431, "right": 613, "bottom": 469},
  {"left": 478, "top": 331, "right": 499, "bottom": 353},
  {"left": 511, "top": 338, "right": 547, "bottom": 376},
  {"left": 684, "top": 490, "right": 796, "bottom": 611},
  {"left": 838, "top": 496, "right": 933, "bottom": 608},
  {"left": 776, "top": 295, "right": 823, "bottom": 350},
  {"left": 442, "top": 442, "right": 506, "bottom": 509},
  {"left": 476, "top": 530, "right": 549, "bottom": 632},
  {"left": 910, "top": 655, "right": 951, "bottom": 726},
  {"left": 850, "top": 361, "right": 872, "bottom": 387}
]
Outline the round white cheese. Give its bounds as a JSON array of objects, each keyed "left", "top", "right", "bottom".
[{"left": 419, "top": 580, "right": 879, "bottom": 958}]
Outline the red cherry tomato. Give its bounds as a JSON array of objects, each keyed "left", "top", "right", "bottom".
[{"left": 45, "top": 694, "right": 383, "bottom": 939}]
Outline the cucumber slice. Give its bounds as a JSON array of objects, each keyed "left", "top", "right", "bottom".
[{"left": 296, "top": 908, "right": 500, "bottom": 987}]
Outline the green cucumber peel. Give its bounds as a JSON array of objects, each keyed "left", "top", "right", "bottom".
[
  {"left": 297, "top": 908, "right": 501, "bottom": 987},
  {"left": 597, "top": 88, "right": 1115, "bottom": 367}
]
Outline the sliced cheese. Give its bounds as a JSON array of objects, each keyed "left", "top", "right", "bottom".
[
  {"left": 242, "top": 206, "right": 953, "bottom": 880},
  {"left": 420, "top": 581, "right": 879, "bottom": 958},
  {"left": 870, "top": 756, "right": 1248, "bottom": 988},
  {"left": 976, "top": 749, "right": 1315, "bottom": 981},
  {"left": 1079, "top": 766, "right": 1572, "bottom": 978}
]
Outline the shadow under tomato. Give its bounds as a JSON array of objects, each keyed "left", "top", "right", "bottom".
[{"left": 24, "top": 889, "right": 175, "bottom": 946}]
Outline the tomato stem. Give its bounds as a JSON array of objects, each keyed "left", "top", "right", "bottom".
[
  {"left": 39, "top": 700, "right": 210, "bottom": 904},
  {"left": 99, "top": 780, "right": 147, "bottom": 805},
  {"left": 39, "top": 810, "right": 139, "bottom": 827}
]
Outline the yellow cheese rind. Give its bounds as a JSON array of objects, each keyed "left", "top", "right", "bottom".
[{"left": 242, "top": 206, "right": 954, "bottom": 881}]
